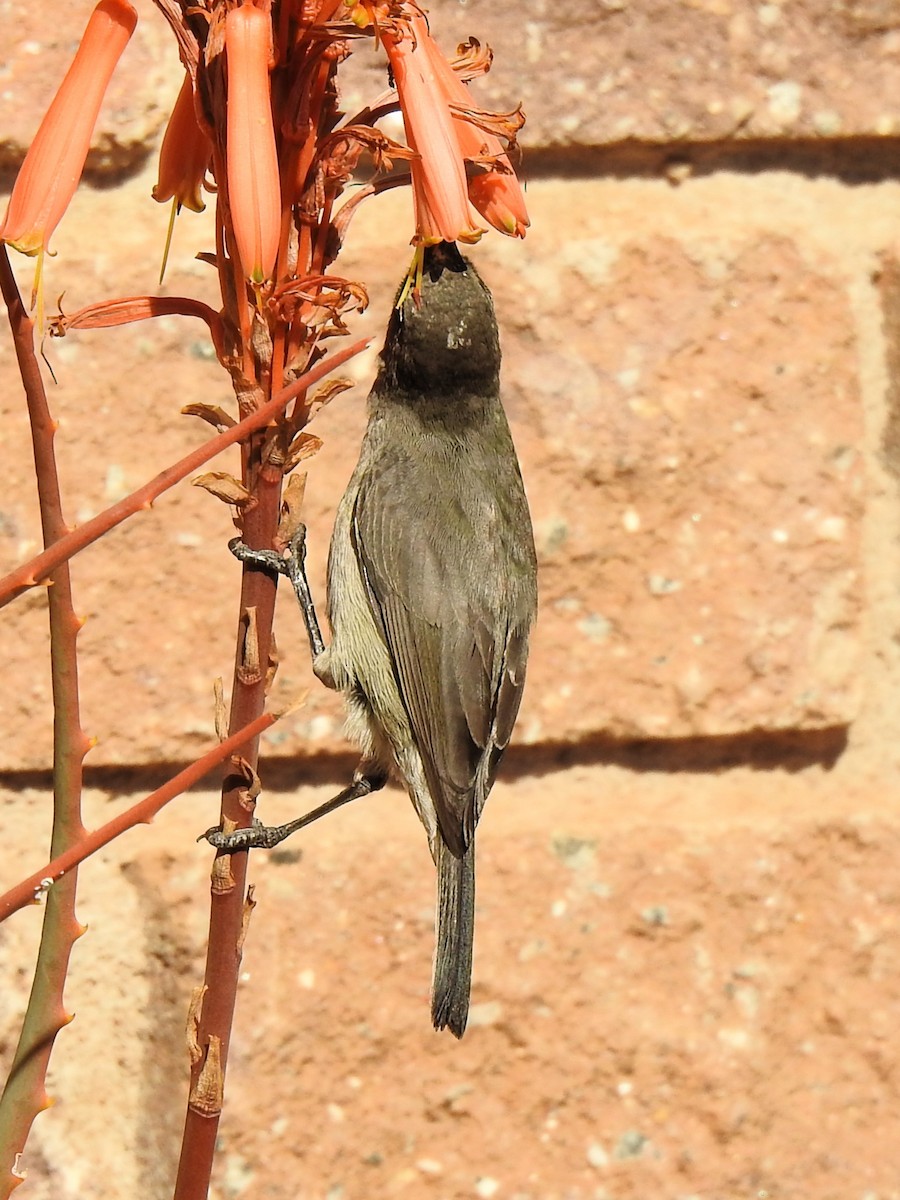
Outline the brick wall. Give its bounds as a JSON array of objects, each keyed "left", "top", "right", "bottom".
[
  {"left": 5, "top": 9, "right": 900, "bottom": 1197},
  {"left": 2, "top": 0, "right": 900, "bottom": 773}
]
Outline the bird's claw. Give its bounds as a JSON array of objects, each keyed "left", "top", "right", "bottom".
[
  {"left": 199, "top": 817, "right": 264, "bottom": 851},
  {"left": 228, "top": 527, "right": 308, "bottom": 577}
]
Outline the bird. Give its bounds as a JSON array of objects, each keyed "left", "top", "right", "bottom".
[{"left": 212, "top": 241, "right": 537, "bottom": 1037}]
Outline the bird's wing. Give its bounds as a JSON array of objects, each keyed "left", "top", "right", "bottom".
[{"left": 351, "top": 452, "right": 530, "bottom": 857}]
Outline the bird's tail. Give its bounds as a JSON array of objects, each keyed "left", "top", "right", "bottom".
[{"left": 432, "top": 838, "right": 475, "bottom": 1038}]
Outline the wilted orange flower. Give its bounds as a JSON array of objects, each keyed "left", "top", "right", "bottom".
[
  {"left": 0, "top": 0, "right": 137, "bottom": 257},
  {"left": 225, "top": 6, "right": 281, "bottom": 285},
  {"left": 153, "top": 72, "right": 210, "bottom": 215}
]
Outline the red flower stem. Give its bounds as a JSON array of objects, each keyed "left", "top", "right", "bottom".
[
  {"left": 0, "top": 245, "right": 87, "bottom": 1197},
  {"left": 172, "top": 465, "right": 283, "bottom": 1199},
  {"left": 172, "top": 116, "right": 362, "bottom": 1185},
  {"left": 174, "top": 333, "right": 300, "bottom": 1195},
  {"left": 0, "top": 710, "right": 277, "bottom": 923},
  {"left": 0, "top": 336, "right": 369, "bottom": 609},
  {"left": 314, "top": 192, "right": 335, "bottom": 276},
  {"left": 218, "top": 182, "right": 256, "bottom": 385}
]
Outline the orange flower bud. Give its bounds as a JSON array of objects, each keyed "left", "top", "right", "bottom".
[
  {"left": 153, "top": 72, "right": 210, "bottom": 214},
  {"left": 225, "top": 6, "right": 281, "bottom": 284},
  {"left": 0, "top": 0, "right": 137, "bottom": 256},
  {"left": 467, "top": 169, "right": 529, "bottom": 239}
]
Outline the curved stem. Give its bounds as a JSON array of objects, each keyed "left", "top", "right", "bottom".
[
  {"left": 0, "top": 246, "right": 88, "bottom": 1198},
  {"left": 173, "top": 460, "right": 284, "bottom": 1198}
]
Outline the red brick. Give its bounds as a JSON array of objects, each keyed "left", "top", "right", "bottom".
[
  {"left": 502, "top": 231, "right": 864, "bottom": 741},
  {"left": 0, "top": 184, "right": 865, "bottom": 766}
]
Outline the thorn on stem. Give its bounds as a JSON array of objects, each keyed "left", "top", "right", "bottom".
[{"left": 238, "top": 883, "right": 257, "bottom": 954}]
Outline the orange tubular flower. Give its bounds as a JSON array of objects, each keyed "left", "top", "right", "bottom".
[
  {"left": 225, "top": 6, "right": 281, "bottom": 285},
  {"left": 424, "top": 30, "right": 529, "bottom": 238},
  {"left": 361, "top": 3, "right": 527, "bottom": 245},
  {"left": 153, "top": 72, "right": 211, "bottom": 214},
  {"left": 0, "top": 0, "right": 137, "bottom": 257},
  {"left": 375, "top": 9, "right": 484, "bottom": 247}
]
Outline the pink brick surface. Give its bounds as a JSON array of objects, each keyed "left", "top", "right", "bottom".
[
  {"left": 509, "top": 234, "right": 863, "bottom": 742},
  {"left": 0, "top": 189, "right": 866, "bottom": 766},
  {"left": 3, "top": 0, "right": 900, "bottom": 169},
  {"left": 346, "top": 0, "right": 900, "bottom": 146},
  {"left": 0, "top": 2, "right": 884, "bottom": 768}
]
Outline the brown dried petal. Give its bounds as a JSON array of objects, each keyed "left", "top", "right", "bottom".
[
  {"left": 319, "top": 125, "right": 415, "bottom": 177},
  {"left": 278, "top": 472, "right": 309, "bottom": 544},
  {"left": 283, "top": 432, "right": 324, "bottom": 475},
  {"left": 214, "top": 678, "right": 228, "bottom": 743},
  {"left": 192, "top": 471, "right": 252, "bottom": 506},
  {"left": 210, "top": 845, "right": 236, "bottom": 896},
  {"left": 452, "top": 37, "right": 493, "bottom": 80},
  {"left": 269, "top": 275, "right": 368, "bottom": 330},
  {"left": 181, "top": 403, "right": 237, "bottom": 431},
  {"left": 189, "top": 1035, "right": 224, "bottom": 1117},
  {"left": 449, "top": 101, "right": 526, "bottom": 144},
  {"left": 237, "top": 884, "right": 257, "bottom": 955},
  {"left": 185, "top": 985, "right": 208, "bottom": 1065}
]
